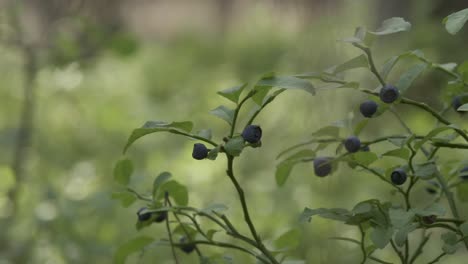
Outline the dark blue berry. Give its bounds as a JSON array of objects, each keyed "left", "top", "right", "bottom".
[
  {"left": 241, "top": 125, "right": 262, "bottom": 144},
  {"left": 360, "top": 100, "right": 378, "bottom": 118},
  {"left": 344, "top": 136, "right": 361, "bottom": 153},
  {"left": 391, "top": 168, "right": 407, "bottom": 185},
  {"left": 137, "top": 207, "right": 152, "bottom": 221},
  {"left": 313, "top": 157, "right": 332, "bottom": 177},
  {"left": 379, "top": 84, "right": 400, "bottom": 104},
  {"left": 154, "top": 211, "right": 168, "bottom": 223},
  {"left": 192, "top": 143, "right": 209, "bottom": 160},
  {"left": 452, "top": 95, "right": 463, "bottom": 113},
  {"left": 361, "top": 145, "right": 370, "bottom": 152},
  {"left": 460, "top": 166, "right": 468, "bottom": 180},
  {"left": 179, "top": 237, "right": 195, "bottom": 254}
]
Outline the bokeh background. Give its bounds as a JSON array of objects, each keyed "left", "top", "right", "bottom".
[{"left": 0, "top": 0, "right": 467, "bottom": 263}]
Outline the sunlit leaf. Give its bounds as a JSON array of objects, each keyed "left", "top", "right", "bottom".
[
  {"left": 369, "top": 17, "right": 411, "bottom": 35},
  {"left": 381, "top": 148, "right": 410, "bottom": 160},
  {"left": 210, "top": 105, "right": 235, "bottom": 125},
  {"left": 443, "top": 8, "right": 468, "bottom": 35},
  {"left": 123, "top": 121, "right": 194, "bottom": 153},
  {"left": 217, "top": 83, "right": 247, "bottom": 104},
  {"left": 257, "top": 76, "right": 315, "bottom": 95}
]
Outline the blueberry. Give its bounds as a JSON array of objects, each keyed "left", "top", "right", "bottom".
[
  {"left": 192, "top": 143, "right": 209, "bottom": 160},
  {"left": 313, "top": 157, "right": 332, "bottom": 177},
  {"left": 344, "top": 136, "right": 361, "bottom": 153},
  {"left": 154, "top": 211, "right": 168, "bottom": 223},
  {"left": 452, "top": 95, "right": 463, "bottom": 113},
  {"left": 460, "top": 166, "right": 468, "bottom": 180},
  {"left": 179, "top": 237, "right": 196, "bottom": 254},
  {"left": 361, "top": 145, "right": 370, "bottom": 152},
  {"left": 241, "top": 125, "right": 262, "bottom": 144},
  {"left": 137, "top": 207, "right": 152, "bottom": 221},
  {"left": 359, "top": 100, "right": 378, "bottom": 118},
  {"left": 391, "top": 168, "right": 407, "bottom": 185},
  {"left": 379, "top": 84, "right": 400, "bottom": 104},
  {"left": 421, "top": 215, "right": 437, "bottom": 225}
]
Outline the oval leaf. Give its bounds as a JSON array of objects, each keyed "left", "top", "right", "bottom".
[
  {"left": 114, "top": 159, "right": 133, "bottom": 186},
  {"left": 114, "top": 236, "right": 154, "bottom": 264},
  {"left": 123, "top": 121, "right": 193, "bottom": 153}
]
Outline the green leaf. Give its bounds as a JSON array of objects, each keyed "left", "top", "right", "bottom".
[
  {"left": 353, "top": 119, "right": 369, "bottom": 136},
  {"left": 300, "top": 207, "right": 351, "bottom": 223},
  {"left": 224, "top": 137, "right": 245, "bottom": 157},
  {"left": 458, "top": 103, "right": 468, "bottom": 111},
  {"left": 251, "top": 86, "right": 272, "bottom": 105},
  {"left": 381, "top": 148, "right": 410, "bottom": 160},
  {"left": 396, "top": 63, "right": 427, "bottom": 94},
  {"left": 257, "top": 76, "right": 315, "bottom": 95},
  {"left": 369, "top": 17, "right": 411, "bottom": 35},
  {"left": 152, "top": 171, "right": 172, "bottom": 199},
  {"left": 387, "top": 137, "right": 407, "bottom": 147},
  {"left": 156, "top": 180, "right": 188, "bottom": 206},
  {"left": 114, "top": 159, "right": 133, "bottom": 186},
  {"left": 207, "top": 145, "right": 221, "bottom": 160},
  {"left": 394, "top": 223, "right": 418, "bottom": 247},
  {"left": 412, "top": 203, "right": 446, "bottom": 217},
  {"left": 370, "top": 226, "right": 393, "bottom": 249},
  {"left": 434, "top": 63, "right": 457, "bottom": 72},
  {"left": 312, "top": 125, "right": 341, "bottom": 138},
  {"left": 325, "top": 54, "right": 369, "bottom": 74},
  {"left": 380, "top": 56, "right": 399, "bottom": 80},
  {"left": 441, "top": 232, "right": 459, "bottom": 254},
  {"left": 414, "top": 162, "right": 438, "bottom": 179},
  {"left": 389, "top": 208, "right": 415, "bottom": 228},
  {"left": 217, "top": 84, "right": 247, "bottom": 104},
  {"left": 173, "top": 223, "right": 198, "bottom": 239},
  {"left": 443, "top": 8, "right": 468, "bottom": 35},
  {"left": 351, "top": 152, "right": 378, "bottom": 166},
  {"left": 273, "top": 228, "right": 300, "bottom": 251},
  {"left": 111, "top": 191, "right": 137, "bottom": 208},
  {"left": 206, "top": 229, "right": 221, "bottom": 241},
  {"left": 275, "top": 162, "right": 295, "bottom": 187},
  {"left": 114, "top": 236, "right": 154, "bottom": 264},
  {"left": 457, "top": 183, "right": 468, "bottom": 202},
  {"left": 210, "top": 106, "right": 235, "bottom": 125},
  {"left": 123, "top": 121, "right": 194, "bottom": 153},
  {"left": 459, "top": 222, "right": 468, "bottom": 236},
  {"left": 276, "top": 149, "right": 314, "bottom": 186}
]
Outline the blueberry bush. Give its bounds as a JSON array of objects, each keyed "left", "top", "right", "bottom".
[{"left": 113, "top": 9, "right": 468, "bottom": 264}]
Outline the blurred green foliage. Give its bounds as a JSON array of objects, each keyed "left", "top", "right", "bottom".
[{"left": 0, "top": 1, "right": 467, "bottom": 263}]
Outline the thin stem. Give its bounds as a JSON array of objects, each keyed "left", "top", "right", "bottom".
[
  {"left": 166, "top": 198, "right": 203, "bottom": 257},
  {"left": 409, "top": 232, "right": 431, "bottom": 264},
  {"left": 126, "top": 187, "right": 152, "bottom": 202},
  {"left": 432, "top": 142, "right": 468, "bottom": 149},
  {"left": 353, "top": 43, "right": 386, "bottom": 86},
  {"left": 230, "top": 91, "right": 255, "bottom": 137},
  {"left": 164, "top": 192, "right": 179, "bottom": 264},
  {"left": 358, "top": 225, "right": 367, "bottom": 264},
  {"left": 225, "top": 155, "right": 279, "bottom": 264},
  {"left": 427, "top": 252, "right": 446, "bottom": 264},
  {"left": 168, "top": 129, "right": 218, "bottom": 147},
  {"left": 246, "top": 90, "right": 285, "bottom": 126},
  {"left": 390, "top": 240, "right": 405, "bottom": 264},
  {"left": 172, "top": 240, "right": 269, "bottom": 264}
]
